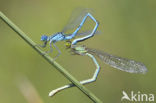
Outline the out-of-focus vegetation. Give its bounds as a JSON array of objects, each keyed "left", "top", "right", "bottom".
[{"left": 0, "top": 0, "right": 155, "bottom": 103}]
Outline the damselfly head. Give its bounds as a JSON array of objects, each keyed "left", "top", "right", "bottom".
[
  {"left": 41, "top": 35, "right": 48, "bottom": 41},
  {"left": 65, "top": 40, "right": 72, "bottom": 49}
]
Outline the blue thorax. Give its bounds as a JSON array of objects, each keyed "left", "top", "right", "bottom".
[{"left": 41, "top": 32, "right": 66, "bottom": 43}]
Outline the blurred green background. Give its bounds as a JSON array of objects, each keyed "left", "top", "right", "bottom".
[{"left": 0, "top": 0, "right": 156, "bottom": 103}]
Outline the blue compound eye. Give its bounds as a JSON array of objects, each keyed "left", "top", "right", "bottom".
[{"left": 41, "top": 35, "right": 48, "bottom": 41}]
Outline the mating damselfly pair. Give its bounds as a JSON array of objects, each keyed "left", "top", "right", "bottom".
[{"left": 38, "top": 9, "right": 147, "bottom": 97}]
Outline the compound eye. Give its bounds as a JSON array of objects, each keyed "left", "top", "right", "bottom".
[
  {"left": 65, "top": 42, "right": 71, "bottom": 48},
  {"left": 41, "top": 35, "right": 48, "bottom": 41}
]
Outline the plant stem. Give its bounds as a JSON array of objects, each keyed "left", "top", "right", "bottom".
[{"left": 0, "top": 11, "right": 103, "bottom": 103}]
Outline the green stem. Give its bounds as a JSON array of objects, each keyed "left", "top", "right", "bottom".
[{"left": 0, "top": 12, "right": 102, "bottom": 103}]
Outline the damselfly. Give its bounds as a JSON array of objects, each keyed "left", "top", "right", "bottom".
[
  {"left": 39, "top": 9, "right": 99, "bottom": 59},
  {"left": 49, "top": 44, "right": 147, "bottom": 97}
]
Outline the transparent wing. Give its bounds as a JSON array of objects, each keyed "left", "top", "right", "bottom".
[
  {"left": 66, "top": 30, "right": 100, "bottom": 37},
  {"left": 87, "top": 48, "right": 147, "bottom": 74},
  {"left": 76, "top": 30, "right": 100, "bottom": 36},
  {"left": 62, "top": 8, "right": 95, "bottom": 33}
]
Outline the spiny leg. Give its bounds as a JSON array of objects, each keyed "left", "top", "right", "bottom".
[
  {"left": 72, "top": 13, "right": 99, "bottom": 45},
  {"left": 37, "top": 41, "right": 47, "bottom": 48},
  {"left": 53, "top": 43, "right": 61, "bottom": 60},
  {"left": 49, "top": 53, "right": 100, "bottom": 97},
  {"left": 46, "top": 41, "right": 53, "bottom": 53}
]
